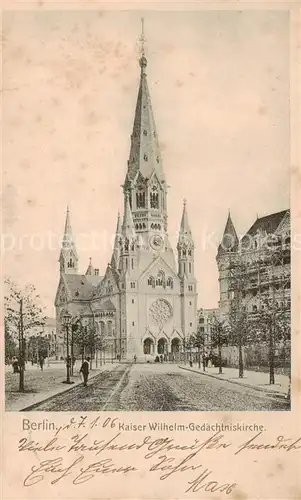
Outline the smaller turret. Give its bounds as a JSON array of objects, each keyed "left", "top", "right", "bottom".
[
  {"left": 111, "top": 212, "right": 122, "bottom": 270},
  {"left": 119, "top": 194, "right": 137, "bottom": 273},
  {"left": 59, "top": 206, "right": 78, "bottom": 275},
  {"left": 85, "top": 257, "right": 94, "bottom": 276},
  {"left": 217, "top": 211, "right": 239, "bottom": 257},
  {"left": 216, "top": 211, "right": 239, "bottom": 315},
  {"left": 177, "top": 199, "right": 195, "bottom": 278}
]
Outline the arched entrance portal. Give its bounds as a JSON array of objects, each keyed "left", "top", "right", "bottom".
[
  {"left": 171, "top": 338, "right": 181, "bottom": 362},
  {"left": 157, "top": 338, "right": 168, "bottom": 355},
  {"left": 143, "top": 338, "right": 154, "bottom": 355}
]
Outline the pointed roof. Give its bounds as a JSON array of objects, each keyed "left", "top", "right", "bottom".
[
  {"left": 125, "top": 47, "right": 165, "bottom": 185},
  {"left": 178, "top": 199, "right": 194, "bottom": 245},
  {"left": 85, "top": 257, "right": 94, "bottom": 276},
  {"left": 60, "top": 206, "right": 78, "bottom": 259},
  {"left": 217, "top": 212, "right": 239, "bottom": 255},
  {"left": 111, "top": 212, "right": 122, "bottom": 268},
  {"left": 122, "top": 194, "right": 136, "bottom": 238}
]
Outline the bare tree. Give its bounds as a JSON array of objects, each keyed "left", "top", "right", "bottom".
[{"left": 4, "top": 278, "right": 46, "bottom": 392}]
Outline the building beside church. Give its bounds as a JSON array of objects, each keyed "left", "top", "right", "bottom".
[
  {"left": 216, "top": 209, "right": 290, "bottom": 324},
  {"left": 55, "top": 42, "right": 198, "bottom": 361}
]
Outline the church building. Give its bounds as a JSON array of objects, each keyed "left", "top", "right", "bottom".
[{"left": 55, "top": 36, "right": 198, "bottom": 361}]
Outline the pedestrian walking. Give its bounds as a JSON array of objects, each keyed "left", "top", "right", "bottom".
[
  {"left": 133, "top": 355, "right": 137, "bottom": 363},
  {"left": 39, "top": 357, "right": 45, "bottom": 371},
  {"left": 12, "top": 357, "right": 19, "bottom": 373},
  {"left": 80, "top": 357, "right": 90, "bottom": 387}
]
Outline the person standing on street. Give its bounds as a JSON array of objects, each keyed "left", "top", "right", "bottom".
[{"left": 80, "top": 357, "right": 90, "bottom": 387}]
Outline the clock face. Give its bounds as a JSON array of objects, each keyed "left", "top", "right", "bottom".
[{"left": 150, "top": 234, "right": 163, "bottom": 250}]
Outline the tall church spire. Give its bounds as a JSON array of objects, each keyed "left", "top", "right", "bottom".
[
  {"left": 59, "top": 206, "right": 78, "bottom": 274},
  {"left": 124, "top": 21, "right": 165, "bottom": 186}
]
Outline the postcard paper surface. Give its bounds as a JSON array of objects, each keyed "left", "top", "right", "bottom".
[{"left": 2, "top": 2, "right": 301, "bottom": 499}]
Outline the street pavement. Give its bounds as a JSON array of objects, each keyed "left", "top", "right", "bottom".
[{"left": 23, "top": 363, "right": 289, "bottom": 412}]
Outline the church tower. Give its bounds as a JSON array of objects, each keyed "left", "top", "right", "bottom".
[
  {"left": 216, "top": 211, "right": 239, "bottom": 315},
  {"left": 59, "top": 206, "right": 78, "bottom": 275},
  {"left": 122, "top": 20, "right": 175, "bottom": 271},
  {"left": 177, "top": 200, "right": 197, "bottom": 337}
]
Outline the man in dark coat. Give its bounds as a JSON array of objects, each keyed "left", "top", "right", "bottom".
[{"left": 80, "top": 357, "right": 90, "bottom": 387}]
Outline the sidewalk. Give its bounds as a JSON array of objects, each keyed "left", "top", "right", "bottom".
[
  {"left": 179, "top": 364, "right": 289, "bottom": 397},
  {"left": 5, "top": 362, "right": 118, "bottom": 411}
]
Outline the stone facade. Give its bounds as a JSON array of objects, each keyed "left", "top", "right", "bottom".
[{"left": 55, "top": 49, "right": 198, "bottom": 361}]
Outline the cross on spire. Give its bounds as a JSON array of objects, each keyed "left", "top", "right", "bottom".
[{"left": 139, "top": 17, "right": 146, "bottom": 56}]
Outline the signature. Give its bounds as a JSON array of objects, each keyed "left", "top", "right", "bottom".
[{"left": 23, "top": 456, "right": 137, "bottom": 486}]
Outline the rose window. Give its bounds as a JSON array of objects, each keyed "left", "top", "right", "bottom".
[{"left": 149, "top": 299, "right": 172, "bottom": 330}]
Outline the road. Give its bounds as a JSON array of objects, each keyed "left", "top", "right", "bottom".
[{"left": 25, "top": 363, "right": 289, "bottom": 412}]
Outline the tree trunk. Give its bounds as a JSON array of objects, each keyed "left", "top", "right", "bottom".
[
  {"left": 90, "top": 347, "right": 93, "bottom": 370},
  {"left": 218, "top": 344, "right": 222, "bottom": 374},
  {"left": 269, "top": 326, "right": 275, "bottom": 385},
  {"left": 19, "top": 299, "right": 25, "bottom": 392},
  {"left": 238, "top": 337, "right": 244, "bottom": 378},
  {"left": 198, "top": 347, "right": 201, "bottom": 369}
]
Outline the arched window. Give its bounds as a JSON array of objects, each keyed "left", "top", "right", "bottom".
[
  {"left": 107, "top": 321, "right": 113, "bottom": 336},
  {"left": 182, "top": 249, "right": 186, "bottom": 257},
  {"left": 150, "top": 189, "right": 159, "bottom": 209},
  {"left": 156, "top": 271, "right": 164, "bottom": 286},
  {"left": 188, "top": 249, "right": 192, "bottom": 256},
  {"left": 189, "top": 262, "right": 192, "bottom": 273},
  {"left": 124, "top": 238, "right": 129, "bottom": 252},
  {"left": 143, "top": 130, "right": 148, "bottom": 136},
  {"left": 136, "top": 191, "right": 146, "bottom": 208},
  {"left": 148, "top": 276, "right": 155, "bottom": 287},
  {"left": 144, "top": 154, "right": 148, "bottom": 161},
  {"left": 167, "top": 277, "right": 173, "bottom": 289}
]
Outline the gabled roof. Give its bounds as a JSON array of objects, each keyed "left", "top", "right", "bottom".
[
  {"left": 63, "top": 274, "right": 96, "bottom": 301},
  {"left": 243, "top": 210, "right": 289, "bottom": 239},
  {"left": 99, "top": 299, "right": 116, "bottom": 311}
]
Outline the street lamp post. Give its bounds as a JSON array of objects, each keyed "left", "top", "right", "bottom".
[{"left": 62, "top": 311, "right": 74, "bottom": 385}]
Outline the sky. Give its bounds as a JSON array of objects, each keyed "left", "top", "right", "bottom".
[{"left": 2, "top": 10, "right": 290, "bottom": 316}]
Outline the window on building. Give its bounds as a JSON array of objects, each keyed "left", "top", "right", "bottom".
[
  {"left": 132, "top": 321, "right": 135, "bottom": 326},
  {"left": 252, "top": 305, "right": 258, "bottom": 312},
  {"left": 148, "top": 276, "right": 154, "bottom": 287},
  {"left": 189, "top": 262, "right": 192, "bottom": 273},
  {"left": 132, "top": 299, "right": 134, "bottom": 304},
  {"left": 150, "top": 191, "right": 159, "bottom": 209},
  {"left": 190, "top": 322, "right": 193, "bottom": 327},
  {"left": 136, "top": 191, "right": 146, "bottom": 208},
  {"left": 130, "top": 282, "right": 135, "bottom": 289},
  {"left": 167, "top": 277, "right": 173, "bottom": 289},
  {"left": 143, "top": 129, "right": 147, "bottom": 135},
  {"left": 200, "top": 327, "right": 204, "bottom": 333},
  {"left": 131, "top": 258, "right": 134, "bottom": 269},
  {"left": 144, "top": 154, "right": 148, "bottom": 161},
  {"left": 189, "top": 301, "right": 192, "bottom": 306}
]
